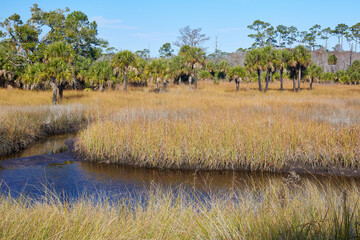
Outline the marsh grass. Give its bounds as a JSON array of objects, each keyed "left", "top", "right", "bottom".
[
  {"left": 1, "top": 81, "right": 359, "bottom": 171},
  {"left": 0, "top": 179, "right": 360, "bottom": 239},
  {"left": 0, "top": 105, "right": 88, "bottom": 156},
  {"left": 72, "top": 81, "right": 360, "bottom": 172}
]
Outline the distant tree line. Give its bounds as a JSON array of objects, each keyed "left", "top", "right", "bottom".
[
  {"left": 245, "top": 19, "right": 360, "bottom": 52},
  {"left": 1, "top": 5, "right": 360, "bottom": 104}
]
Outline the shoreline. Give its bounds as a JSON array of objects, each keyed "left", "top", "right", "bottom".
[{"left": 2, "top": 134, "right": 360, "bottom": 179}]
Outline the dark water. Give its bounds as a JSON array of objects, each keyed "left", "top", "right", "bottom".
[{"left": 0, "top": 134, "right": 359, "bottom": 202}]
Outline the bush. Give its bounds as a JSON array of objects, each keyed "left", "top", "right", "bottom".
[
  {"left": 322, "top": 72, "right": 334, "bottom": 82},
  {"left": 198, "top": 70, "right": 211, "bottom": 80},
  {"left": 340, "top": 75, "right": 350, "bottom": 84}
]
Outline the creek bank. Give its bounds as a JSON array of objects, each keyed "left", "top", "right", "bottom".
[{"left": 73, "top": 144, "right": 360, "bottom": 179}]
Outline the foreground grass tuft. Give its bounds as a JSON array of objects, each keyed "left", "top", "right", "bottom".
[{"left": 0, "top": 180, "right": 360, "bottom": 239}]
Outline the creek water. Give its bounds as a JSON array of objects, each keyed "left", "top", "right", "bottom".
[{"left": 0, "top": 134, "right": 359, "bottom": 202}]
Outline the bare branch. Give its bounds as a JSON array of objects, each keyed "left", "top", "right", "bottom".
[{"left": 174, "top": 26, "right": 210, "bottom": 47}]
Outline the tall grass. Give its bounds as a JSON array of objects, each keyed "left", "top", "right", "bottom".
[
  {"left": 73, "top": 81, "right": 360, "bottom": 172},
  {"left": 0, "top": 105, "right": 87, "bottom": 156},
  {"left": 0, "top": 179, "right": 359, "bottom": 239},
  {"left": 1, "top": 81, "right": 359, "bottom": 171}
]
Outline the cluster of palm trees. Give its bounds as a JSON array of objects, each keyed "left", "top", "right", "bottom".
[
  {"left": 5, "top": 40, "right": 360, "bottom": 105},
  {"left": 244, "top": 45, "right": 312, "bottom": 92},
  {"left": 18, "top": 43, "right": 208, "bottom": 104}
]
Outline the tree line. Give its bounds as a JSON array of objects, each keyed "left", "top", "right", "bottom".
[
  {"left": 245, "top": 20, "right": 360, "bottom": 52},
  {"left": 1, "top": 5, "right": 360, "bottom": 104}
]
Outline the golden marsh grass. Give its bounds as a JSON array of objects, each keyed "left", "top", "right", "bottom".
[
  {"left": 1, "top": 81, "right": 359, "bottom": 172},
  {"left": 72, "top": 81, "right": 360, "bottom": 172},
  {"left": 0, "top": 179, "right": 359, "bottom": 239}
]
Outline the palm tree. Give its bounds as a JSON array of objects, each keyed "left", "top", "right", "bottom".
[
  {"left": 165, "top": 59, "right": 180, "bottom": 84},
  {"left": 271, "top": 48, "right": 291, "bottom": 91},
  {"left": 168, "top": 55, "right": 186, "bottom": 84},
  {"left": 87, "top": 60, "right": 113, "bottom": 91},
  {"left": 307, "top": 64, "right": 323, "bottom": 90},
  {"left": 293, "top": 45, "right": 312, "bottom": 92},
  {"left": 111, "top": 50, "right": 136, "bottom": 91},
  {"left": 206, "top": 61, "right": 216, "bottom": 77},
  {"left": 46, "top": 58, "right": 72, "bottom": 104},
  {"left": 179, "top": 45, "right": 206, "bottom": 89},
  {"left": 229, "top": 66, "right": 246, "bottom": 92},
  {"left": 146, "top": 59, "right": 167, "bottom": 92},
  {"left": 218, "top": 60, "right": 230, "bottom": 80},
  {"left": 21, "top": 62, "right": 47, "bottom": 90},
  {"left": 43, "top": 42, "right": 75, "bottom": 104},
  {"left": 287, "top": 52, "right": 298, "bottom": 92},
  {"left": 263, "top": 46, "right": 274, "bottom": 93},
  {"left": 245, "top": 48, "right": 266, "bottom": 91},
  {"left": 73, "top": 56, "right": 92, "bottom": 89}
]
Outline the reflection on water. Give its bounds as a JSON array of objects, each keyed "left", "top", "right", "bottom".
[
  {"left": 78, "top": 162, "right": 285, "bottom": 192},
  {"left": 0, "top": 133, "right": 76, "bottom": 161},
  {"left": 0, "top": 134, "right": 360, "bottom": 202}
]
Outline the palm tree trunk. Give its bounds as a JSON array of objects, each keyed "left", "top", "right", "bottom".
[
  {"left": 123, "top": 72, "right": 127, "bottom": 91},
  {"left": 265, "top": 69, "right": 269, "bottom": 93},
  {"left": 280, "top": 69, "right": 284, "bottom": 91},
  {"left": 194, "top": 67, "right": 198, "bottom": 89},
  {"left": 257, "top": 69, "right": 262, "bottom": 91},
  {"left": 72, "top": 71, "right": 77, "bottom": 89},
  {"left": 293, "top": 75, "right": 296, "bottom": 92},
  {"left": 52, "top": 82, "right": 58, "bottom": 105},
  {"left": 298, "top": 64, "right": 301, "bottom": 92},
  {"left": 155, "top": 78, "right": 159, "bottom": 92},
  {"left": 58, "top": 83, "right": 63, "bottom": 101},
  {"left": 236, "top": 79, "right": 239, "bottom": 92},
  {"left": 310, "top": 77, "right": 313, "bottom": 90}
]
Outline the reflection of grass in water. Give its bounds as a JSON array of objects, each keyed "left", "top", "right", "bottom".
[
  {"left": 48, "top": 160, "right": 73, "bottom": 167},
  {"left": 49, "top": 145, "right": 68, "bottom": 154},
  {"left": 0, "top": 134, "right": 73, "bottom": 161},
  {"left": 0, "top": 178, "right": 360, "bottom": 239},
  {"left": 0, "top": 105, "right": 86, "bottom": 156}
]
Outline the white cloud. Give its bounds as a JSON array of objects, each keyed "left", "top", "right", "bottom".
[{"left": 90, "top": 16, "right": 138, "bottom": 30}]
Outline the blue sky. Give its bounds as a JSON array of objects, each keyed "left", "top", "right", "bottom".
[{"left": 1, "top": 0, "right": 359, "bottom": 56}]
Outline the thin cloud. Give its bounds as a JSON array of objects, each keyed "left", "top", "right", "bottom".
[{"left": 90, "top": 16, "right": 138, "bottom": 30}]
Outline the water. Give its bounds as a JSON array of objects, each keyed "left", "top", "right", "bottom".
[{"left": 0, "top": 134, "right": 359, "bottom": 202}]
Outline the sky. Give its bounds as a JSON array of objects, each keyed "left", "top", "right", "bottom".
[{"left": 0, "top": 0, "right": 359, "bottom": 57}]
